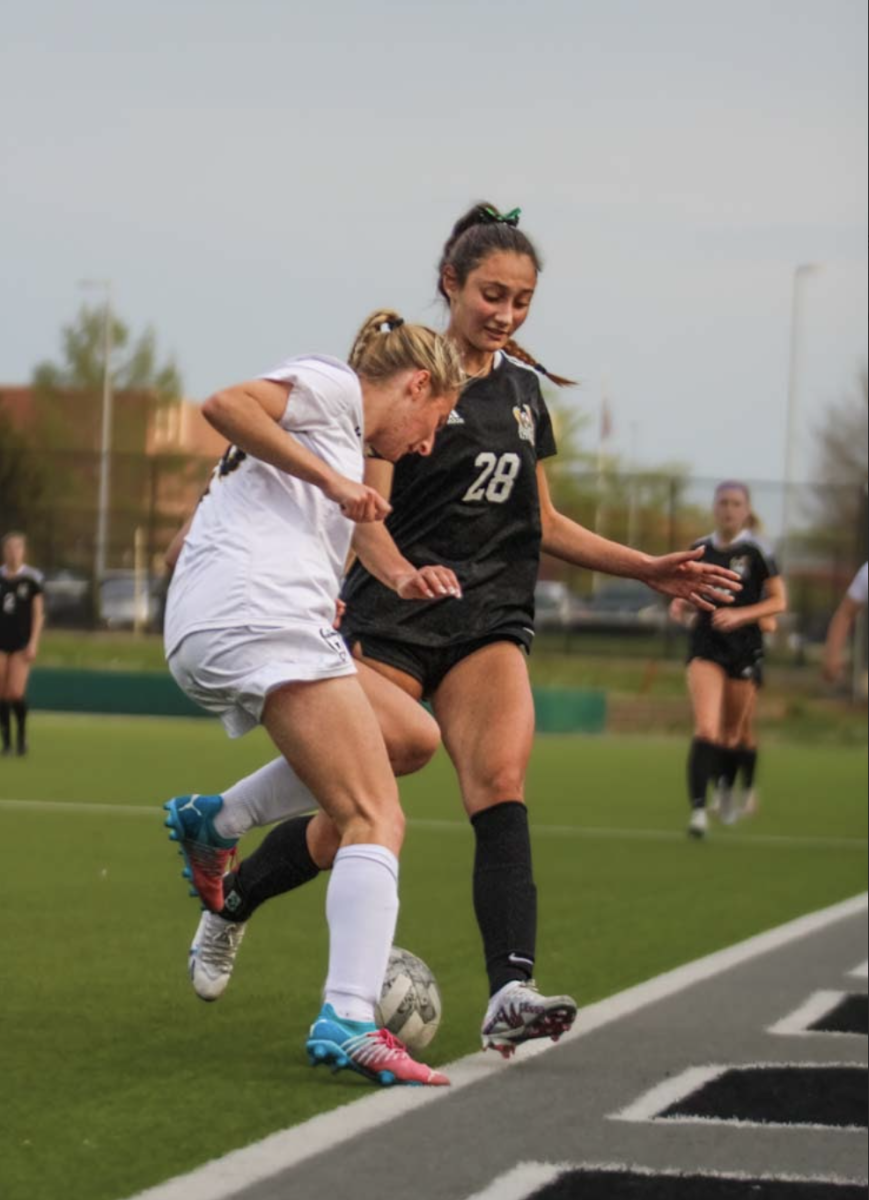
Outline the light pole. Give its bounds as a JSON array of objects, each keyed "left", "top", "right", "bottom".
[
  {"left": 781, "top": 264, "right": 821, "bottom": 568},
  {"left": 79, "top": 279, "right": 114, "bottom": 583}
]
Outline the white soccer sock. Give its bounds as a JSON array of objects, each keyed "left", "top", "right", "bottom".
[
  {"left": 213, "top": 757, "right": 317, "bottom": 839},
  {"left": 324, "top": 844, "right": 399, "bottom": 1024}
]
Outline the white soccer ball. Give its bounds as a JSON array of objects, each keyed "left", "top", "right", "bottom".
[{"left": 376, "top": 946, "right": 443, "bottom": 1052}]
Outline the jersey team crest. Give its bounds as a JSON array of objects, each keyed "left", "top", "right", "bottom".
[
  {"left": 513, "top": 404, "right": 535, "bottom": 444},
  {"left": 729, "top": 555, "right": 753, "bottom": 579}
]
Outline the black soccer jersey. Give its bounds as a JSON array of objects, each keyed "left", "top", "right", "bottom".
[
  {"left": 0, "top": 566, "right": 44, "bottom": 651},
  {"left": 689, "top": 531, "right": 779, "bottom": 659},
  {"left": 343, "top": 354, "right": 558, "bottom": 647}
]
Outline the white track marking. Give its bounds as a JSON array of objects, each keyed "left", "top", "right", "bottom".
[
  {"left": 464, "top": 1161, "right": 869, "bottom": 1199},
  {"left": 613, "top": 1065, "right": 726, "bottom": 1123},
  {"left": 120, "top": 893, "right": 868, "bottom": 1200},
  {"left": 849, "top": 960, "right": 868, "bottom": 980},
  {"left": 463, "top": 1162, "right": 565, "bottom": 1200},
  {"left": 0, "top": 798, "right": 157, "bottom": 816},
  {"left": 613, "top": 1061, "right": 868, "bottom": 1131},
  {"left": 1, "top": 799, "right": 865, "bottom": 851},
  {"left": 770, "top": 990, "right": 862, "bottom": 1037}
]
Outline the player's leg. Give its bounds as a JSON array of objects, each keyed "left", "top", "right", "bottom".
[
  {"left": 261, "top": 676, "right": 447, "bottom": 1086},
  {"left": 431, "top": 642, "right": 577, "bottom": 1057},
  {"left": 198, "top": 658, "right": 438, "bottom": 843},
  {"left": 735, "top": 683, "right": 760, "bottom": 817},
  {"left": 718, "top": 675, "right": 755, "bottom": 825},
  {"left": 190, "top": 658, "right": 436, "bottom": 999},
  {"left": 685, "top": 658, "right": 726, "bottom": 837},
  {"left": 0, "top": 652, "right": 11, "bottom": 755},
  {"left": 219, "top": 659, "right": 433, "bottom": 900},
  {"left": 6, "top": 651, "right": 33, "bottom": 756}
]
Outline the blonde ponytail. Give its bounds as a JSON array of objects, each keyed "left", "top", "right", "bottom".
[{"left": 348, "top": 309, "right": 466, "bottom": 396}]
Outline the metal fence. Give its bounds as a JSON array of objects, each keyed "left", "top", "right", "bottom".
[{"left": 1, "top": 449, "right": 865, "bottom": 661}]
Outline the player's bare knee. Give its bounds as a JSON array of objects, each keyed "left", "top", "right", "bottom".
[
  {"left": 694, "top": 722, "right": 719, "bottom": 742},
  {"left": 470, "top": 767, "right": 526, "bottom": 808},
  {"left": 390, "top": 721, "right": 441, "bottom": 777}
]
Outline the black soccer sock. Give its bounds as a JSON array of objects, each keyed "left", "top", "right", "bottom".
[
  {"left": 471, "top": 801, "right": 538, "bottom": 997},
  {"left": 719, "top": 746, "right": 740, "bottom": 790},
  {"left": 0, "top": 702, "right": 10, "bottom": 749},
  {"left": 11, "top": 700, "right": 27, "bottom": 750},
  {"left": 688, "top": 738, "right": 722, "bottom": 810},
  {"left": 738, "top": 744, "right": 758, "bottom": 790},
  {"left": 220, "top": 814, "right": 320, "bottom": 923}
]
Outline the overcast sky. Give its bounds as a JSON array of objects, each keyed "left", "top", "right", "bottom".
[{"left": 2, "top": 0, "right": 866, "bottom": 512}]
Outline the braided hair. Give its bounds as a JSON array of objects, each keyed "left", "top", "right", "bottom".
[{"left": 437, "top": 202, "right": 576, "bottom": 387}]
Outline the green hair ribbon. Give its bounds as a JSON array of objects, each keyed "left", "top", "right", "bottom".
[{"left": 480, "top": 206, "right": 522, "bottom": 227}]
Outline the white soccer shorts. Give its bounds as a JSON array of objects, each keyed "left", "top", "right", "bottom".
[{"left": 168, "top": 624, "right": 357, "bottom": 738}]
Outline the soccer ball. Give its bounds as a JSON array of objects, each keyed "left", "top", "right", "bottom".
[{"left": 376, "top": 946, "right": 443, "bottom": 1053}]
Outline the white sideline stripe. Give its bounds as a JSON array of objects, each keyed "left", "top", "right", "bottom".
[
  {"left": 849, "top": 959, "right": 868, "bottom": 979},
  {"left": 769, "top": 990, "right": 856, "bottom": 1037},
  {"left": 0, "top": 799, "right": 158, "bottom": 816},
  {"left": 464, "top": 1161, "right": 869, "bottom": 1199},
  {"left": 463, "top": 1162, "right": 564, "bottom": 1200},
  {"left": 613, "top": 1065, "right": 725, "bottom": 1122},
  {"left": 412, "top": 817, "right": 868, "bottom": 851},
  {"left": 1, "top": 799, "right": 865, "bottom": 852},
  {"left": 119, "top": 892, "right": 868, "bottom": 1200},
  {"left": 613, "top": 1061, "right": 869, "bottom": 1130}
]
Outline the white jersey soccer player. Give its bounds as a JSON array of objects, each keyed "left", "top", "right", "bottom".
[
  {"left": 823, "top": 562, "right": 868, "bottom": 684},
  {"left": 165, "top": 355, "right": 366, "bottom": 730},
  {"left": 162, "top": 310, "right": 464, "bottom": 1088}
]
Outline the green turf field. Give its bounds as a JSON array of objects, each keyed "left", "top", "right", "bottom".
[{"left": 1, "top": 714, "right": 866, "bottom": 1200}]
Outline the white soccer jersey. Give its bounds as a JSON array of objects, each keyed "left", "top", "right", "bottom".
[
  {"left": 847, "top": 562, "right": 868, "bottom": 607},
  {"left": 165, "top": 356, "right": 364, "bottom": 657}
]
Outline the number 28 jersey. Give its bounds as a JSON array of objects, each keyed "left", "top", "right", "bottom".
[{"left": 343, "top": 353, "right": 558, "bottom": 647}]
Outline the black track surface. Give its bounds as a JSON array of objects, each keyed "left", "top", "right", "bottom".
[{"left": 662, "top": 1067, "right": 868, "bottom": 1129}]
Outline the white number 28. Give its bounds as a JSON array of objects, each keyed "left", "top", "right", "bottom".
[{"left": 462, "top": 452, "right": 521, "bottom": 505}]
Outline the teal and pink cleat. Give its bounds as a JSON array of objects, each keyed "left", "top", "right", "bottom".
[
  {"left": 163, "top": 794, "right": 238, "bottom": 912},
  {"left": 306, "top": 1004, "right": 450, "bottom": 1087}
]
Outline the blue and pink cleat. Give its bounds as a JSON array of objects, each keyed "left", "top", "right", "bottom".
[
  {"left": 163, "top": 794, "right": 238, "bottom": 912},
  {"left": 306, "top": 1005, "right": 450, "bottom": 1087}
]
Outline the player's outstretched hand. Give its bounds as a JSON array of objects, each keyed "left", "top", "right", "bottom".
[
  {"left": 643, "top": 548, "right": 742, "bottom": 612},
  {"left": 396, "top": 565, "right": 463, "bottom": 602},
  {"left": 325, "top": 476, "right": 393, "bottom": 524}
]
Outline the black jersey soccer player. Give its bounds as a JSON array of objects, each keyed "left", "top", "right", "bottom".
[
  {"left": 188, "top": 203, "right": 743, "bottom": 1056},
  {"left": 670, "top": 482, "right": 787, "bottom": 839},
  {"left": 0, "top": 532, "right": 45, "bottom": 757}
]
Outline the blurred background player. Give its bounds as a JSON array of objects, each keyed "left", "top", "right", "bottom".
[
  {"left": 190, "top": 203, "right": 742, "bottom": 1059},
  {"left": 710, "top": 511, "right": 780, "bottom": 821},
  {"left": 670, "top": 482, "right": 787, "bottom": 839},
  {"left": 162, "top": 310, "right": 463, "bottom": 1087},
  {"left": 0, "top": 532, "right": 45, "bottom": 757},
  {"left": 823, "top": 561, "right": 868, "bottom": 686}
]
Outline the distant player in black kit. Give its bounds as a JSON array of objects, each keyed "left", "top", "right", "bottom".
[
  {"left": 0, "top": 532, "right": 45, "bottom": 756},
  {"left": 187, "top": 204, "right": 741, "bottom": 1055},
  {"left": 671, "top": 483, "right": 787, "bottom": 839}
]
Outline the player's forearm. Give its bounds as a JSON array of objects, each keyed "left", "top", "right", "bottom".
[
  {"left": 824, "top": 606, "right": 854, "bottom": 664},
  {"left": 202, "top": 390, "right": 338, "bottom": 493},
  {"left": 728, "top": 596, "right": 787, "bottom": 628},
  {"left": 542, "top": 512, "right": 653, "bottom": 581},
  {"left": 352, "top": 524, "right": 418, "bottom": 593},
  {"left": 29, "top": 609, "right": 44, "bottom": 654}
]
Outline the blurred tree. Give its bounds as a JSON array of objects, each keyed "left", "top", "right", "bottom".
[
  {"left": 811, "top": 368, "right": 868, "bottom": 544},
  {"left": 541, "top": 390, "right": 705, "bottom": 593},
  {"left": 0, "top": 406, "right": 48, "bottom": 538},
  {"left": 29, "top": 305, "right": 183, "bottom": 573},
  {"left": 32, "top": 304, "right": 181, "bottom": 452}
]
